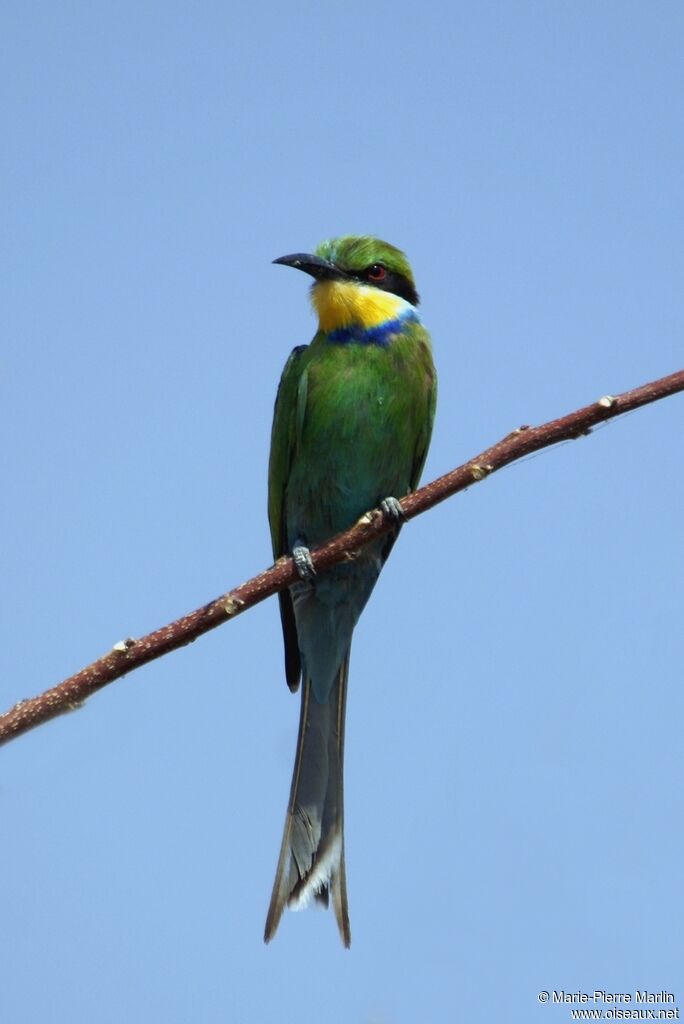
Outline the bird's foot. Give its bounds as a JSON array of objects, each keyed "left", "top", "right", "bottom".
[
  {"left": 380, "top": 496, "right": 406, "bottom": 523},
  {"left": 292, "top": 541, "right": 316, "bottom": 580}
]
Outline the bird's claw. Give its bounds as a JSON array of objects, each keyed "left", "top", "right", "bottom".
[
  {"left": 380, "top": 496, "right": 405, "bottom": 523},
  {"left": 292, "top": 544, "right": 316, "bottom": 580}
]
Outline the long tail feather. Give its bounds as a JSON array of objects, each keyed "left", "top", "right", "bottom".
[{"left": 264, "top": 652, "right": 350, "bottom": 947}]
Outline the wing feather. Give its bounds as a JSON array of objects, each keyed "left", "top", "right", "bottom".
[{"left": 268, "top": 346, "right": 308, "bottom": 691}]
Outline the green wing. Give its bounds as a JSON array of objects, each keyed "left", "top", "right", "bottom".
[
  {"left": 410, "top": 359, "right": 437, "bottom": 491},
  {"left": 268, "top": 345, "right": 308, "bottom": 691},
  {"left": 381, "top": 338, "right": 437, "bottom": 564}
]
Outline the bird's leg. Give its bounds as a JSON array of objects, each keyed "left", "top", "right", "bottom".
[
  {"left": 380, "top": 496, "right": 406, "bottom": 523},
  {"left": 292, "top": 537, "right": 316, "bottom": 580}
]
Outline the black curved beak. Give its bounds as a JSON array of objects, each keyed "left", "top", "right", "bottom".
[{"left": 273, "top": 252, "right": 347, "bottom": 281}]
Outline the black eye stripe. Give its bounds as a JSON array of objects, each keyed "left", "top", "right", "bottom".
[{"left": 352, "top": 267, "right": 419, "bottom": 307}]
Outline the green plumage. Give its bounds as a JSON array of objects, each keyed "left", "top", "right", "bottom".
[{"left": 264, "top": 237, "right": 436, "bottom": 946}]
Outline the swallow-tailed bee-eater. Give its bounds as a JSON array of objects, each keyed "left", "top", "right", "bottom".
[{"left": 265, "top": 236, "right": 436, "bottom": 946}]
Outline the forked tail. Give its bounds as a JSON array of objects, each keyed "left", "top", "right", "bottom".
[{"left": 264, "top": 652, "right": 350, "bottom": 947}]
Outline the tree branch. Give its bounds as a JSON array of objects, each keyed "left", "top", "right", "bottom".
[{"left": 2, "top": 368, "right": 682, "bottom": 747}]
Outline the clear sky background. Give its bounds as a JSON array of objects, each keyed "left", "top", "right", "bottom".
[{"left": 1, "top": 3, "right": 682, "bottom": 1022}]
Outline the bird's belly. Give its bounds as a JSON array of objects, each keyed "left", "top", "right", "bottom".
[{"left": 285, "top": 408, "right": 408, "bottom": 549}]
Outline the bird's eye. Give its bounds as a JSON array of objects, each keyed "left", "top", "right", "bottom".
[{"left": 367, "top": 264, "right": 386, "bottom": 282}]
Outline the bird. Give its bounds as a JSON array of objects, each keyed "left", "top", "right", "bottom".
[{"left": 264, "top": 235, "right": 436, "bottom": 946}]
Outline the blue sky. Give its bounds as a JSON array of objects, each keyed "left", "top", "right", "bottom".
[{"left": 1, "top": 3, "right": 682, "bottom": 1022}]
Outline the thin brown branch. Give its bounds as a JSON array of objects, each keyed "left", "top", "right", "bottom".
[{"left": 1, "top": 368, "right": 682, "bottom": 747}]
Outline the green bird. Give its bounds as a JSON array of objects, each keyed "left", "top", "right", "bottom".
[{"left": 265, "top": 235, "right": 436, "bottom": 946}]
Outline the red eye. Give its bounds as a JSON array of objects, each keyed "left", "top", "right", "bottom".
[{"left": 367, "top": 264, "right": 386, "bottom": 282}]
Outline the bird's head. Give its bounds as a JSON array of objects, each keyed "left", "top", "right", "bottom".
[{"left": 274, "top": 236, "right": 419, "bottom": 333}]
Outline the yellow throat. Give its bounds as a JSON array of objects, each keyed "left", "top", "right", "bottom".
[{"left": 311, "top": 279, "right": 410, "bottom": 333}]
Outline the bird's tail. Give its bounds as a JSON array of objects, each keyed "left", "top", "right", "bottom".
[{"left": 264, "top": 651, "right": 351, "bottom": 947}]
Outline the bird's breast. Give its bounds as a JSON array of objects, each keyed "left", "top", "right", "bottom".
[{"left": 285, "top": 338, "right": 426, "bottom": 546}]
